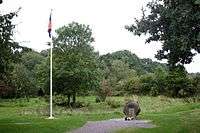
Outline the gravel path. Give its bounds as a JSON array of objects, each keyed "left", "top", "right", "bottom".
[{"left": 70, "top": 118, "right": 156, "bottom": 133}]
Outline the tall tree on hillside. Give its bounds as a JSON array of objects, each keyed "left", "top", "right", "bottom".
[
  {"left": 53, "top": 22, "right": 101, "bottom": 105},
  {"left": 11, "top": 63, "right": 36, "bottom": 101},
  {"left": 126, "top": 0, "right": 200, "bottom": 70},
  {"left": 0, "top": 9, "right": 22, "bottom": 81},
  {"left": 21, "top": 51, "right": 46, "bottom": 72},
  {"left": 106, "top": 60, "right": 137, "bottom": 95}
]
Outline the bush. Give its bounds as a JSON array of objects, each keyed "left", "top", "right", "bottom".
[
  {"left": 106, "top": 98, "right": 121, "bottom": 108},
  {"left": 0, "top": 81, "right": 16, "bottom": 98},
  {"left": 53, "top": 94, "right": 67, "bottom": 106},
  {"left": 150, "top": 86, "right": 159, "bottom": 96},
  {"left": 70, "top": 101, "right": 90, "bottom": 108},
  {"left": 97, "top": 80, "right": 112, "bottom": 102},
  {"left": 166, "top": 66, "right": 195, "bottom": 98},
  {"left": 95, "top": 96, "right": 102, "bottom": 103},
  {"left": 183, "top": 96, "right": 200, "bottom": 103},
  {"left": 140, "top": 73, "right": 155, "bottom": 95}
]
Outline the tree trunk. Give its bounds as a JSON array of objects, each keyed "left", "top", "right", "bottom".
[
  {"left": 72, "top": 92, "right": 76, "bottom": 106},
  {"left": 67, "top": 94, "right": 71, "bottom": 106},
  {"left": 25, "top": 93, "right": 29, "bottom": 102}
]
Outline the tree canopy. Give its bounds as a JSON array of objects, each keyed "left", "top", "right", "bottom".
[
  {"left": 99, "top": 50, "right": 167, "bottom": 75},
  {"left": 0, "top": 11, "right": 19, "bottom": 80},
  {"left": 52, "top": 22, "right": 101, "bottom": 105},
  {"left": 126, "top": 0, "right": 200, "bottom": 69}
]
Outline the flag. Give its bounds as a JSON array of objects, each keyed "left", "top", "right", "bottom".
[{"left": 48, "top": 12, "right": 52, "bottom": 38}]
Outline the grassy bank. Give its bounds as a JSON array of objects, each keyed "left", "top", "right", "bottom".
[{"left": 0, "top": 96, "right": 199, "bottom": 133}]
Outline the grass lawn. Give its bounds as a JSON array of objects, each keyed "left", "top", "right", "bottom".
[
  {"left": 117, "top": 103, "right": 200, "bottom": 133},
  {"left": 0, "top": 96, "right": 199, "bottom": 133}
]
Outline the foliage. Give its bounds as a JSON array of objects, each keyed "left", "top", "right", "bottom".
[
  {"left": 126, "top": 0, "right": 200, "bottom": 69},
  {"left": 34, "top": 55, "right": 49, "bottom": 93},
  {"left": 183, "top": 95, "right": 200, "bottom": 103},
  {"left": 11, "top": 64, "right": 37, "bottom": 101},
  {"left": 106, "top": 98, "right": 121, "bottom": 108},
  {"left": 21, "top": 51, "right": 46, "bottom": 72},
  {"left": 100, "top": 50, "right": 167, "bottom": 75},
  {"left": 95, "top": 96, "right": 102, "bottom": 103},
  {"left": 140, "top": 73, "right": 156, "bottom": 95},
  {"left": 191, "top": 73, "right": 200, "bottom": 96},
  {"left": 122, "top": 76, "right": 141, "bottom": 94},
  {"left": 166, "top": 65, "right": 195, "bottom": 97},
  {"left": 0, "top": 81, "right": 15, "bottom": 98},
  {"left": 52, "top": 94, "right": 67, "bottom": 106},
  {"left": 96, "top": 79, "right": 112, "bottom": 102},
  {"left": 99, "top": 50, "right": 172, "bottom": 97},
  {"left": 53, "top": 22, "right": 101, "bottom": 104},
  {"left": 0, "top": 10, "right": 21, "bottom": 81},
  {"left": 20, "top": 51, "right": 46, "bottom": 95},
  {"left": 101, "top": 59, "right": 138, "bottom": 96}
]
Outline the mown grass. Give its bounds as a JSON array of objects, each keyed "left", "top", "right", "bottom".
[
  {"left": 0, "top": 96, "right": 199, "bottom": 133},
  {"left": 116, "top": 103, "right": 200, "bottom": 133}
]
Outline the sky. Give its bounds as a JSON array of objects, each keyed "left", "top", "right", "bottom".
[{"left": 1, "top": 0, "right": 199, "bottom": 73}]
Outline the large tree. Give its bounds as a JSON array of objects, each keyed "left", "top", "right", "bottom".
[
  {"left": 126, "top": 0, "right": 200, "bottom": 69},
  {"left": 11, "top": 63, "right": 36, "bottom": 101},
  {"left": 53, "top": 22, "right": 100, "bottom": 105},
  {"left": 0, "top": 9, "right": 22, "bottom": 81}
]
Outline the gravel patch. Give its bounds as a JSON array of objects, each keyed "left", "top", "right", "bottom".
[{"left": 70, "top": 118, "right": 156, "bottom": 133}]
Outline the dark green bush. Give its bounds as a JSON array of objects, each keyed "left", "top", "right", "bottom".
[
  {"left": 52, "top": 94, "right": 67, "bottom": 106},
  {"left": 70, "top": 101, "right": 90, "bottom": 108},
  {"left": 97, "top": 80, "right": 112, "bottom": 102},
  {"left": 150, "top": 86, "right": 159, "bottom": 96},
  {"left": 106, "top": 98, "right": 121, "bottom": 108},
  {"left": 95, "top": 96, "right": 102, "bottom": 103},
  {"left": 166, "top": 65, "right": 195, "bottom": 98},
  {"left": 183, "top": 96, "right": 200, "bottom": 103}
]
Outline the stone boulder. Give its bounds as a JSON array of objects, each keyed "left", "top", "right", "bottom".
[{"left": 123, "top": 100, "right": 141, "bottom": 120}]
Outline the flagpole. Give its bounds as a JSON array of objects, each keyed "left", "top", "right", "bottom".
[
  {"left": 49, "top": 38, "right": 53, "bottom": 119},
  {"left": 48, "top": 9, "right": 54, "bottom": 119}
]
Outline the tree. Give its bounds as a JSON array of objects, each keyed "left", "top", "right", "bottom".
[
  {"left": 34, "top": 56, "right": 49, "bottom": 94},
  {"left": 140, "top": 73, "right": 156, "bottom": 95},
  {"left": 11, "top": 64, "right": 36, "bottom": 101},
  {"left": 21, "top": 51, "right": 46, "bottom": 72},
  {"left": 105, "top": 60, "right": 137, "bottom": 95},
  {"left": 126, "top": 0, "right": 200, "bottom": 69},
  {"left": 99, "top": 50, "right": 167, "bottom": 75},
  {"left": 191, "top": 73, "right": 200, "bottom": 96},
  {"left": 53, "top": 22, "right": 101, "bottom": 105},
  {"left": 19, "top": 51, "right": 46, "bottom": 95},
  {"left": 153, "top": 66, "right": 168, "bottom": 95},
  {"left": 0, "top": 7, "right": 26, "bottom": 99},
  {"left": 166, "top": 65, "right": 194, "bottom": 97}
]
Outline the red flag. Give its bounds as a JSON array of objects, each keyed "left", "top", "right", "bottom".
[{"left": 48, "top": 12, "right": 52, "bottom": 38}]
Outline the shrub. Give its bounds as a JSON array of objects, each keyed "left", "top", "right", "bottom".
[
  {"left": 97, "top": 79, "right": 112, "bottom": 102},
  {"left": 150, "top": 86, "right": 159, "bottom": 96},
  {"left": 106, "top": 98, "right": 121, "bottom": 108},
  {"left": 95, "top": 96, "right": 102, "bottom": 103},
  {"left": 70, "top": 101, "right": 90, "bottom": 108},
  {"left": 0, "top": 81, "right": 16, "bottom": 98},
  {"left": 53, "top": 94, "right": 67, "bottom": 106},
  {"left": 166, "top": 65, "right": 195, "bottom": 98},
  {"left": 183, "top": 96, "right": 200, "bottom": 103}
]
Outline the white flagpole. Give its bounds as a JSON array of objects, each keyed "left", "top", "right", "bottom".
[
  {"left": 49, "top": 38, "right": 53, "bottom": 119},
  {"left": 49, "top": 9, "right": 54, "bottom": 119}
]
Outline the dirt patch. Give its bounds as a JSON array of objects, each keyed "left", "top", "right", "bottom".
[{"left": 70, "top": 118, "right": 156, "bottom": 133}]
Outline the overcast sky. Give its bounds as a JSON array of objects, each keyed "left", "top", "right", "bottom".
[{"left": 1, "top": 0, "right": 199, "bottom": 73}]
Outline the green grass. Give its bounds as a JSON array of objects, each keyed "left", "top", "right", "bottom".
[
  {"left": 0, "top": 97, "right": 123, "bottom": 133},
  {"left": 0, "top": 96, "right": 200, "bottom": 133},
  {"left": 116, "top": 103, "right": 200, "bottom": 133}
]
